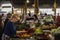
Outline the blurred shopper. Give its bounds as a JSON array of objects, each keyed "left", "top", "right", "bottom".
[
  {"left": 2, "top": 14, "right": 6, "bottom": 22},
  {"left": 26, "top": 13, "right": 31, "bottom": 20},
  {"left": 2, "top": 14, "right": 20, "bottom": 40},
  {"left": 26, "top": 11, "right": 33, "bottom": 20},
  {"left": 0, "top": 16, "right": 4, "bottom": 40},
  {"left": 56, "top": 13, "right": 60, "bottom": 27},
  {"left": 37, "top": 14, "right": 42, "bottom": 23},
  {"left": 32, "top": 14, "right": 38, "bottom": 21}
]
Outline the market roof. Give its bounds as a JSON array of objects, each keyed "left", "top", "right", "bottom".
[{"left": 0, "top": 0, "right": 60, "bottom": 8}]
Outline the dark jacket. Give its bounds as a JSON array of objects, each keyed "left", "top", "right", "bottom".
[
  {"left": 3, "top": 21, "right": 16, "bottom": 37},
  {"left": 4, "top": 19, "right": 9, "bottom": 27}
]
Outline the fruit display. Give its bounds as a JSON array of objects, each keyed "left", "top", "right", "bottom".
[
  {"left": 21, "top": 33, "right": 31, "bottom": 38},
  {"left": 34, "top": 27, "right": 43, "bottom": 34},
  {"left": 16, "top": 29, "right": 31, "bottom": 38}
]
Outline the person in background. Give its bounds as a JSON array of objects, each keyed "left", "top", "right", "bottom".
[
  {"left": 2, "top": 14, "right": 6, "bottom": 22},
  {"left": 0, "top": 16, "right": 4, "bottom": 40},
  {"left": 56, "top": 13, "right": 60, "bottom": 27},
  {"left": 26, "top": 11, "right": 31, "bottom": 20},
  {"left": 37, "top": 14, "right": 42, "bottom": 23},
  {"left": 32, "top": 14, "right": 38, "bottom": 21},
  {"left": 2, "top": 14, "right": 20, "bottom": 40}
]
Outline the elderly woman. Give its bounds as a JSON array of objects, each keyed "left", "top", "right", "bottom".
[{"left": 2, "top": 14, "right": 20, "bottom": 40}]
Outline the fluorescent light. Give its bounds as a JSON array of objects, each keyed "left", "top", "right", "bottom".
[
  {"left": 14, "top": 9, "right": 17, "bottom": 10},
  {"left": 17, "top": 11, "right": 21, "bottom": 13},
  {"left": 27, "top": 0, "right": 29, "bottom": 3},
  {"left": 1, "top": 3, "right": 12, "bottom": 6}
]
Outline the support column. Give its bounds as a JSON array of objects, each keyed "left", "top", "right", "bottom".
[
  {"left": 21, "top": 8, "right": 22, "bottom": 14},
  {"left": 24, "top": 1, "right": 27, "bottom": 15},
  {"left": 22, "top": 7, "right": 25, "bottom": 16},
  {"left": 34, "top": 0, "right": 39, "bottom": 15},
  {"left": 53, "top": 0, "right": 56, "bottom": 21},
  {"left": 11, "top": 0, "right": 14, "bottom": 14}
]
